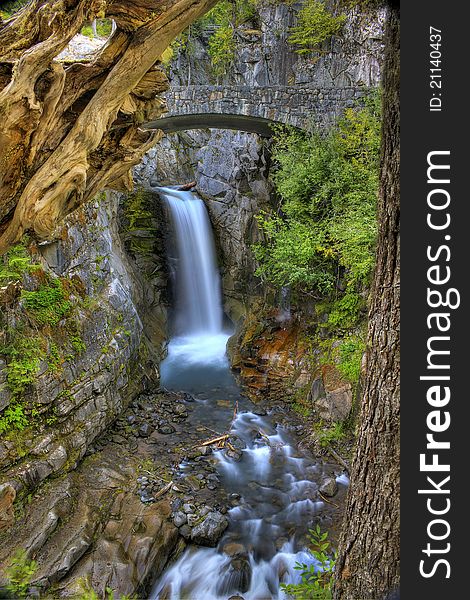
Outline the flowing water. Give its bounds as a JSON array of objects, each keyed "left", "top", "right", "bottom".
[{"left": 152, "top": 188, "right": 347, "bottom": 599}]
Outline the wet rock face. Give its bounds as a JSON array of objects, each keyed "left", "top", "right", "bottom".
[
  {"left": 0, "top": 430, "right": 178, "bottom": 598},
  {"left": 0, "top": 387, "right": 234, "bottom": 597},
  {"left": 0, "top": 192, "right": 169, "bottom": 536},
  {"left": 228, "top": 305, "right": 354, "bottom": 423},
  {"left": 168, "top": 3, "right": 384, "bottom": 89},
  {"left": 0, "top": 195, "right": 145, "bottom": 504}
]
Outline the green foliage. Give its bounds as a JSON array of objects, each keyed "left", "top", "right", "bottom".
[
  {"left": 77, "top": 577, "right": 135, "bottom": 600},
  {"left": 281, "top": 525, "right": 336, "bottom": 599},
  {"left": 3, "top": 549, "right": 37, "bottom": 598},
  {"left": 124, "top": 189, "right": 153, "bottom": 231},
  {"left": 0, "top": 242, "right": 89, "bottom": 435},
  {"left": 0, "top": 0, "right": 28, "bottom": 18},
  {"left": 336, "top": 335, "right": 364, "bottom": 383},
  {"left": 316, "top": 421, "right": 345, "bottom": 448},
  {"left": 208, "top": 24, "right": 236, "bottom": 77},
  {"left": 0, "top": 403, "right": 29, "bottom": 434},
  {"left": 288, "top": 0, "right": 346, "bottom": 54},
  {"left": 1, "top": 336, "right": 45, "bottom": 402},
  {"left": 0, "top": 240, "right": 39, "bottom": 285},
  {"left": 326, "top": 292, "right": 362, "bottom": 330},
  {"left": 81, "top": 19, "right": 113, "bottom": 38},
  {"left": 173, "top": 0, "right": 258, "bottom": 78},
  {"left": 0, "top": 334, "right": 45, "bottom": 433},
  {"left": 253, "top": 92, "right": 381, "bottom": 326},
  {"left": 47, "top": 340, "right": 62, "bottom": 372},
  {"left": 67, "top": 320, "right": 87, "bottom": 354},
  {"left": 21, "top": 278, "right": 72, "bottom": 327}
]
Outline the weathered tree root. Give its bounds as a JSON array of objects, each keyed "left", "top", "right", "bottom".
[{"left": 0, "top": 0, "right": 217, "bottom": 254}]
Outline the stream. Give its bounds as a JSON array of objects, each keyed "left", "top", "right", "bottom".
[{"left": 150, "top": 188, "right": 348, "bottom": 599}]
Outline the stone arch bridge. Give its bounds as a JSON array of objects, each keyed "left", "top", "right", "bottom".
[{"left": 144, "top": 84, "right": 371, "bottom": 137}]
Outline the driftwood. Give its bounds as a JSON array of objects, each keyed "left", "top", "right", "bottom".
[
  {"left": 0, "top": 0, "right": 217, "bottom": 254},
  {"left": 177, "top": 181, "right": 197, "bottom": 191},
  {"left": 153, "top": 480, "right": 173, "bottom": 499},
  {"left": 200, "top": 434, "right": 229, "bottom": 447},
  {"left": 327, "top": 447, "right": 350, "bottom": 474},
  {"left": 197, "top": 401, "right": 239, "bottom": 450},
  {"left": 319, "top": 491, "right": 340, "bottom": 508}
]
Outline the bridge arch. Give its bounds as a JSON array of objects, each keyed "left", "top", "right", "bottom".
[{"left": 144, "top": 113, "right": 285, "bottom": 137}]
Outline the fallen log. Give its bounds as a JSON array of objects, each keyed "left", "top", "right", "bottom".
[
  {"left": 177, "top": 181, "right": 197, "bottom": 191},
  {"left": 200, "top": 434, "right": 229, "bottom": 447}
]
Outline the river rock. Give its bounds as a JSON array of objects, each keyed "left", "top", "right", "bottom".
[
  {"left": 158, "top": 424, "right": 176, "bottom": 435},
  {"left": 226, "top": 448, "right": 243, "bottom": 461},
  {"left": 138, "top": 423, "right": 152, "bottom": 437},
  {"left": 320, "top": 477, "right": 338, "bottom": 498},
  {"left": 217, "top": 556, "right": 251, "bottom": 595},
  {"left": 186, "top": 514, "right": 200, "bottom": 527},
  {"left": 179, "top": 524, "right": 192, "bottom": 540},
  {"left": 190, "top": 511, "right": 228, "bottom": 546},
  {"left": 223, "top": 542, "right": 246, "bottom": 557},
  {"left": 183, "top": 503, "right": 196, "bottom": 514},
  {"left": 173, "top": 511, "right": 187, "bottom": 527}
]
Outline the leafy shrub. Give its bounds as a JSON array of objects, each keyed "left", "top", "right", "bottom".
[
  {"left": 1, "top": 336, "right": 44, "bottom": 401},
  {"left": 208, "top": 24, "right": 236, "bottom": 77},
  {"left": 281, "top": 524, "right": 336, "bottom": 599},
  {"left": 0, "top": 403, "right": 29, "bottom": 434},
  {"left": 3, "top": 549, "right": 37, "bottom": 598},
  {"left": 0, "top": 0, "right": 28, "bottom": 18},
  {"left": 253, "top": 92, "right": 381, "bottom": 328},
  {"left": 172, "top": 0, "right": 258, "bottom": 78},
  {"left": 288, "top": 0, "right": 346, "bottom": 54},
  {"left": 327, "top": 292, "right": 363, "bottom": 330},
  {"left": 81, "top": 19, "right": 113, "bottom": 38}
]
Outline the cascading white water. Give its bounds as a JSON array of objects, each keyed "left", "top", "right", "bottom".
[
  {"left": 160, "top": 187, "right": 223, "bottom": 334},
  {"left": 158, "top": 187, "right": 230, "bottom": 374}
]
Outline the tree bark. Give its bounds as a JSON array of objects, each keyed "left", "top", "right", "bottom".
[
  {"left": 0, "top": 0, "right": 217, "bottom": 254},
  {"left": 333, "top": 2, "right": 400, "bottom": 599}
]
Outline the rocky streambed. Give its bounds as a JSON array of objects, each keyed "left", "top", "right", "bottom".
[{"left": 0, "top": 376, "right": 347, "bottom": 599}]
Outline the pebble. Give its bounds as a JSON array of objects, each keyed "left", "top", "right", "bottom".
[
  {"left": 158, "top": 424, "right": 176, "bottom": 435},
  {"left": 138, "top": 423, "right": 152, "bottom": 437},
  {"left": 187, "top": 514, "right": 199, "bottom": 527},
  {"left": 320, "top": 477, "right": 338, "bottom": 497},
  {"left": 173, "top": 512, "right": 187, "bottom": 527}
]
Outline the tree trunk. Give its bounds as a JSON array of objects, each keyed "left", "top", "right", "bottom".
[
  {"left": 0, "top": 0, "right": 216, "bottom": 254},
  {"left": 333, "top": 2, "right": 400, "bottom": 599}
]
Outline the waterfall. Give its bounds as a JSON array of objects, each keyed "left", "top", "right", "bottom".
[
  {"left": 159, "top": 187, "right": 223, "bottom": 334},
  {"left": 158, "top": 187, "right": 230, "bottom": 379}
]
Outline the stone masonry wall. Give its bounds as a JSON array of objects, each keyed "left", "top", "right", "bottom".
[{"left": 164, "top": 85, "right": 369, "bottom": 130}]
